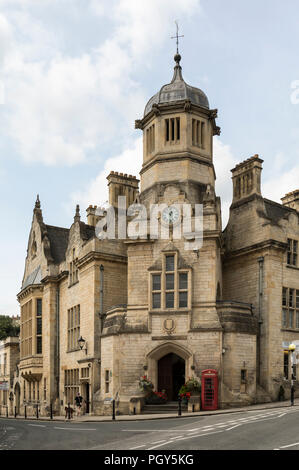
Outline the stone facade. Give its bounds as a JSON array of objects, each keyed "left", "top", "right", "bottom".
[
  {"left": 14, "top": 54, "right": 299, "bottom": 416},
  {"left": 0, "top": 337, "right": 19, "bottom": 415}
]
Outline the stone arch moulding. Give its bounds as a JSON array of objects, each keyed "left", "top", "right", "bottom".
[{"left": 146, "top": 342, "right": 194, "bottom": 391}]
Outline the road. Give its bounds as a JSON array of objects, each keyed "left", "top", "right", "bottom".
[{"left": 0, "top": 405, "right": 299, "bottom": 451}]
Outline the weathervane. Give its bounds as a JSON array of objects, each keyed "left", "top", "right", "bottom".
[{"left": 171, "top": 20, "right": 184, "bottom": 54}]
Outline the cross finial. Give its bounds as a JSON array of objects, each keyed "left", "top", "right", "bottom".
[{"left": 171, "top": 20, "right": 184, "bottom": 55}]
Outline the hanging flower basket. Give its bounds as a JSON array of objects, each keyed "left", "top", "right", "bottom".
[{"left": 139, "top": 376, "right": 154, "bottom": 396}]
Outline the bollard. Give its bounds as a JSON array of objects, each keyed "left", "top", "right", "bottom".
[
  {"left": 14, "top": 406, "right": 17, "bottom": 418},
  {"left": 192, "top": 404, "right": 195, "bottom": 413},
  {"left": 6, "top": 406, "right": 8, "bottom": 418},
  {"left": 291, "top": 385, "right": 295, "bottom": 406},
  {"left": 178, "top": 397, "right": 182, "bottom": 416},
  {"left": 68, "top": 403, "right": 71, "bottom": 420},
  {"left": 36, "top": 404, "right": 39, "bottom": 419},
  {"left": 24, "top": 406, "right": 27, "bottom": 419},
  {"left": 112, "top": 399, "right": 116, "bottom": 421},
  {"left": 50, "top": 403, "right": 53, "bottom": 420}
]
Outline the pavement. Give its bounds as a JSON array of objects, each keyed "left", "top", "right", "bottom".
[{"left": 0, "top": 398, "right": 298, "bottom": 423}]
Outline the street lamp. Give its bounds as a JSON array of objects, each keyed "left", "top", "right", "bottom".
[
  {"left": 78, "top": 336, "right": 87, "bottom": 355},
  {"left": 288, "top": 343, "right": 296, "bottom": 406}
]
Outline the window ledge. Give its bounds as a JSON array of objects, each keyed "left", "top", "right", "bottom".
[
  {"left": 281, "top": 328, "right": 299, "bottom": 333},
  {"left": 68, "top": 281, "right": 79, "bottom": 289},
  {"left": 67, "top": 348, "right": 81, "bottom": 353},
  {"left": 286, "top": 264, "right": 299, "bottom": 270}
]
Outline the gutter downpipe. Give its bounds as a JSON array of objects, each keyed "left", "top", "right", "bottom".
[
  {"left": 56, "top": 286, "right": 60, "bottom": 408},
  {"left": 257, "top": 257, "right": 264, "bottom": 386}
]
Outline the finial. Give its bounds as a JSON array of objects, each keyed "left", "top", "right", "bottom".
[
  {"left": 74, "top": 204, "right": 81, "bottom": 222},
  {"left": 171, "top": 20, "right": 184, "bottom": 64},
  {"left": 35, "top": 194, "right": 41, "bottom": 209}
]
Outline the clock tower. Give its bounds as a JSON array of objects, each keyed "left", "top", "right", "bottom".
[{"left": 135, "top": 52, "right": 221, "bottom": 210}]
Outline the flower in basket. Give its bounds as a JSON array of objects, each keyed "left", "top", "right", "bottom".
[{"left": 139, "top": 376, "right": 154, "bottom": 393}]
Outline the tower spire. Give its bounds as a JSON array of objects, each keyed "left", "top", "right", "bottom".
[
  {"left": 171, "top": 20, "right": 184, "bottom": 64},
  {"left": 74, "top": 204, "right": 81, "bottom": 223}
]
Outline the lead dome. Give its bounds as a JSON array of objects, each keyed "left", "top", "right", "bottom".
[{"left": 144, "top": 54, "right": 210, "bottom": 117}]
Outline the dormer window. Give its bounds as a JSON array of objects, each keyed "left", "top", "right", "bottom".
[{"left": 165, "top": 118, "right": 180, "bottom": 142}]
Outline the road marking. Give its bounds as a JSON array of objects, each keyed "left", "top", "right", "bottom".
[
  {"left": 28, "top": 424, "right": 46, "bottom": 428},
  {"left": 146, "top": 430, "right": 224, "bottom": 450},
  {"left": 54, "top": 427, "right": 97, "bottom": 431},
  {"left": 277, "top": 442, "right": 299, "bottom": 449},
  {"left": 226, "top": 424, "right": 242, "bottom": 431},
  {"left": 130, "top": 444, "right": 146, "bottom": 449},
  {"left": 151, "top": 440, "right": 167, "bottom": 445}
]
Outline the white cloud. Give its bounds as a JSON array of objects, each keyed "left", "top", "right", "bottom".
[
  {"left": 71, "top": 137, "right": 143, "bottom": 213},
  {"left": 213, "top": 137, "right": 238, "bottom": 227},
  {"left": 263, "top": 153, "right": 299, "bottom": 203},
  {"left": 0, "top": 0, "right": 201, "bottom": 167}
]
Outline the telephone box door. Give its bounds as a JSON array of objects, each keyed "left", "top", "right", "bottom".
[{"left": 201, "top": 369, "right": 218, "bottom": 410}]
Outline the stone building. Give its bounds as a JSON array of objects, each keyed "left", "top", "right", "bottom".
[
  {"left": 0, "top": 336, "right": 19, "bottom": 415},
  {"left": 16, "top": 53, "right": 299, "bottom": 416}
]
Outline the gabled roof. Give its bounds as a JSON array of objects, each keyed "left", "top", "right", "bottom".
[
  {"left": 263, "top": 198, "right": 296, "bottom": 223},
  {"left": 45, "top": 225, "right": 69, "bottom": 264}
]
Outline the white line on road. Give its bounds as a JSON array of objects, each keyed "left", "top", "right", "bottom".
[
  {"left": 277, "top": 442, "right": 299, "bottom": 449},
  {"left": 28, "top": 424, "right": 46, "bottom": 428},
  {"left": 146, "top": 430, "right": 224, "bottom": 450},
  {"left": 226, "top": 424, "right": 242, "bottom": 431},
  {"left": 54, "top": 427, "right": 97, "bottom": 431},
  {"left": 130, "top": 444, "right": 146, "bottom": 449}
]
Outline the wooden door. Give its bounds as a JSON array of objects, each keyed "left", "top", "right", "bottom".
[{"left": 158, "top": 354, "right": 173, "bottom": 400}]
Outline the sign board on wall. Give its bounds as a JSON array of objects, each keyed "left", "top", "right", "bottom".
[{"left": 0, "top": 381, "right": 9, "bottom": 390}]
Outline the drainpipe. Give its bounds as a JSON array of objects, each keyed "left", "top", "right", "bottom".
[
  {"left": 257, "top": 257, "right": 264, "bottom": 386},
  {"left": 55, "top": 286, "right": 60, "bottom": 404},
  {"left": 99, "top": 265, "right": 105, "bottom": 331}
]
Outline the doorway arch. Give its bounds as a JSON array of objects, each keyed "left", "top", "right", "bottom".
[{"left": 147, "top": 342, "right": 193, "bottom": 401}]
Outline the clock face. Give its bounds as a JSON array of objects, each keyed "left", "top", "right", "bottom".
[{"left": 162, "top": 206, "right": 180, "bottom": 225}]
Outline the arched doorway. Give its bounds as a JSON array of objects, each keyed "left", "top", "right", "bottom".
[{"left": 158, "top": 353, "right": 185, "bottom": 401}]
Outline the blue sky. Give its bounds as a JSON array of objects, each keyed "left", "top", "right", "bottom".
[{"left": 0, "top": 0, "right": 299, "bottom": 314}]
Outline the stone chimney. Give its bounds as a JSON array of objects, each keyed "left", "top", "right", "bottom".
[
  {"left": 86, "top": 205, "right": 98, "bottom": 226},
  {"left": 231, "top": 154, "right": 264, "bottom": 203},
  {"left": 281, "top": 190, "right": 299, "bottom": 212},
  {"left": 107, "top": 171, "right": 139, "bottom": 208}
]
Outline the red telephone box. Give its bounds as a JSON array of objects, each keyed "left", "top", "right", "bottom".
[{"left": 201, "top": 369, "right": 218, "bottom": 410}]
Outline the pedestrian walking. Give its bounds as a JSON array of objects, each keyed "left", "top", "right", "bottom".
[{"left": 75, "top": 392, "right": 83, "bottom": 417}]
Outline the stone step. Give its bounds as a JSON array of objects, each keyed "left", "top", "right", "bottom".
[{"left": 142, "top": 402, "right": 188, "bottom": 414}]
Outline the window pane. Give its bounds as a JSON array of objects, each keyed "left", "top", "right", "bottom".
[
  {"left": 282, "top": 288, "right": 287, "bottom": 306},
  {"left": 152, "top": 293, "right": 161, "bottom": 309},
  {"left": 166, "top": 255, "right": 175, "bottom": 272},
  {"left": 179, "top": 273, "right": 188, "bottom": 290},
  {"left": 282, "top": 309, "right": 287, "bottom": 328},
  {"left": 36, "top": 299, "right": 42, "bottom": 316},
  {"left": 289, "top": 289, "right": 294, "bottom": 307},
  {"left": 296, "top": 311, "right": 299, "bottom": 329},
  {"left": 36, "top": 317, "right": 42, "bottom": 335},
  {"left": 36, "top": 336, "right": 42, "bottom": 354},
  {"left": 166, "top": 292, "right": 174, "bottom": 308},
  {"left": 152, "top": 275, "right": 161, "bottom": 291},
  {"left": 179, "top": 291, "right": 188, "bottom": 308},
  {"left": 166, "top": 274, "right": 174, "bottom": 290},
  {"left": 289, "top": 310, "right": 294, "bottom": 328}
]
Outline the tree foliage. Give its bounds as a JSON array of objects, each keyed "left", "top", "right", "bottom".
[{"left": 0, "top": 315, "right": 20, "bottom": 340}]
